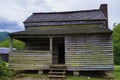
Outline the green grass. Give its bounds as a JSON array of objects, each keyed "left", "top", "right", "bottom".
[
  {"left": 67, "top": 76, "right": 105, "bottom": 80},
  {"left": 114, "top": 65, "right": 120, "bottom": 80}
]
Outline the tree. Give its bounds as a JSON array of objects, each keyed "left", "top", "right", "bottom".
[
  {"left": 0, "top": 39, "right": 25, "bottom": 50},
  {"left": 112, "top": 23, "right": 120, "bottom": 65}
]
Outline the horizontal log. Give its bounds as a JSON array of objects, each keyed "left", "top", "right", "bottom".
[
  {"left": 66, "top": 52, "right": 113, "bottom": 55},
  {"left": 66, "top": 62, "right": 113, "bottom": 64},
  {"left": 65, "top": 50, "right": 113, "bottom": 53},
  {"left": 65, "top": 58, "right": 113, "bottom": 61},
  {"left": 66, "top": 63, "right": 113, "bottom": 66},
  {"left": 10, "top": 54, "right": 51, "bottom": 57},
  {"left": 9, "top": 64, "right": 50, "bottom": 70},
  {"left": 66, "top": 66, "right": 114, "bottom": 71},
  {"left": 12, "top": 50, "right": 51, "bottom": 53},
  {"left": 66, "top": 58, "right": 113, "bottom": 61},
  {"left": 65, "top": 44, "right": 112, "bottom": 48},
  {"left": 10, "top": 56, "right": 51, "bottom": 61},
  {"left": 10, "top": 52, "right": 52, "bottom": 55},
  {"left": 66, "top": 55, "right": 113, "bottom": 57},
  {"left": 9, "top": 61, "right": 51, "bottom": 65}
]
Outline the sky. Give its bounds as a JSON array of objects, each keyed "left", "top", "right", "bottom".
[{"left": 0, "top": 0, "right": 119, "bottom": 32}]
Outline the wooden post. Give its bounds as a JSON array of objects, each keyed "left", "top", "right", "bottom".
[
  {"left": 50, "top": 37, "right": 53, "bottom": 52},
  {"left": 10, "top": 37, "right": 13, "bottom": 52},
  {"left": 50, "top": 37, "right": 53, "bottom": 64}
]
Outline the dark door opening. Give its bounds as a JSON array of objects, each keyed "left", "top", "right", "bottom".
[
  {"left": 52, "top": 37, "right": 65, "bottom": 64},
  {"left": 58, "top": 42, "right": 65, "bottom": 64}
]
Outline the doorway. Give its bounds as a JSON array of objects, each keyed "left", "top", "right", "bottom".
[{"left": 52, "top": 37, "right": 65, "bottom": 64}]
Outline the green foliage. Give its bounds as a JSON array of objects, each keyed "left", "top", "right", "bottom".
[
  {"left": 0, "top": 39, "right": 25, "bottom": 50},
  {"left": 0, "top": 58, "right": 12, "bottom": 80},
  {"left": 112, "top": 23, "right": 120, "bottom": 65}
]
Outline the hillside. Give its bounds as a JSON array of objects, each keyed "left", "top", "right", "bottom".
[{"left": 0, "top": 32, "right": 9, "bottom": 41}]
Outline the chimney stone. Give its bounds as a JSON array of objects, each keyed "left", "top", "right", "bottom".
[{"left": 100, "top": 4, "right": 108, "bottom": 29}]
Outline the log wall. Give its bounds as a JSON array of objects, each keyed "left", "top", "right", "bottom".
[
  {"left": 9, "top": 50, "right": 52, "bottom": 70},
  {"left": 65, "top": 34, "right": 113, "bottom": 71}
]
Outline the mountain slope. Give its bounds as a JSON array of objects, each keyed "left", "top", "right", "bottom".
[{"left": 0, "top": 32, "right": 9, "bottom": 41}]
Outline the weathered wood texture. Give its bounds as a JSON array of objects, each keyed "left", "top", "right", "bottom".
[
  {"left": 9, "top": 50, "right": 52, "bottom": 70},
  {"left": 26, "top": 38, "right": 49, "bottom": 50},
  {"left": 65, "top": 34, "right": 113, "bottom": 71}
]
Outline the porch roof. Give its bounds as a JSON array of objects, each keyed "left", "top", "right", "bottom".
[{"left": 10, "top": 25, "right": 112, "bottom": 37}]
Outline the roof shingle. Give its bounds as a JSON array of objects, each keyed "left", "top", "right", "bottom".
[{"left": 24, "top": 10, "right": 106, "bottom": 23}]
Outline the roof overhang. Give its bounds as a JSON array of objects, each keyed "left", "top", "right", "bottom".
[{"left": 10, "top": 24, "right": 112, "bottom": 39}]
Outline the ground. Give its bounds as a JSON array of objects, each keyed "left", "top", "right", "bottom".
[
  {"left": 10, "top": 74, "right": 105, "bottom": 80},
  {"left": 9, "top": 65, "right": 120, "bottom": 80}
]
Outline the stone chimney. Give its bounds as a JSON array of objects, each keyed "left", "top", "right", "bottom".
[{"left": 99, "top": 4, "right": 108, "bottom": 29}]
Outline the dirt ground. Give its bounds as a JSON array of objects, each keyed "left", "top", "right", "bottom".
[
  {"left": 10, "top": 77, "right": 65, "bottom": 80},
  {"left": 14, "top": 77, "right": 49, "bottom": 80}
]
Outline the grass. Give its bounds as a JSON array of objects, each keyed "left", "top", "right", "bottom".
[
  {"left": 66, "top": 76, "right": 105, "bottom": 80},
  {"left": 114, "top": 65, "right": 120, "bottom": 80},
  {"left": 10, "top": 74, "right": 105, "bottom": 80},
  {"left": 9, "top": 65, "right": 120, "bottom": 80}
]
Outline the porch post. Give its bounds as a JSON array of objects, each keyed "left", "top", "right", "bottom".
[
  {"left": 50, "top": 37, "right": 53, "bottom": 52},
  {"left": 10, "top": 37, "right": 13, "bottom": 52},
  {"left": 50, "top": 37, "right": 53, "bottom": 64}
]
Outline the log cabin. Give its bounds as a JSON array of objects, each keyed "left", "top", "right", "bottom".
[{"left": 9, "top": 4, "right": 113, "bottom": 75}]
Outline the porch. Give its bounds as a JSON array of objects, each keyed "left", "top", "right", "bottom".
[{"left": 9, "top": 37, "right": 66, "bottom": 70}]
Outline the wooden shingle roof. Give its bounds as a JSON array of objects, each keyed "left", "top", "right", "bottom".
[
  {"left": 25, "top": 10, "right": 106, "bottom": 22},
  {"left": 24, "top": 10, "right": 106, "bottom": 27}
]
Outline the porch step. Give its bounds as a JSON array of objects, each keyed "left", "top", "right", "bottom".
[
  {"left": 48, "top": 64, "right": 66, "bottom": 80},
  {"left": 49, "top": 72, "right": 65, "bottom": 74}
]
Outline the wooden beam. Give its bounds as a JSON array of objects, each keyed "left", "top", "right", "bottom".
[
  {"left": 10, "top": 37, "right": 13, "bottom": 52},
  {"left": 12, "top": 35, "right": 64, "bottom": 38}
]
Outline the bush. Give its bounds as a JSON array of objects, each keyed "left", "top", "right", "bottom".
[{"left": 0, "top": 58, "right": 13, "bottom": 80}]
